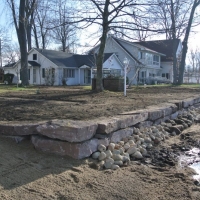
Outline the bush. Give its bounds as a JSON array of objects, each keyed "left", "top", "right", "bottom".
[{"left": 4, "top": 73, "right": 14, "bottom": 84}]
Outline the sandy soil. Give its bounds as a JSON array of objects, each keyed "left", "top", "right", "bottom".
[
  {"left": 0, "top": 85, "right": 200, "bottom": 121},
  {"left": 0, "top": 125, "right": 200, "bottom": 200}
]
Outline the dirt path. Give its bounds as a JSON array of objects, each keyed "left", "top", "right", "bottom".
[{"left": 1, "top": 125, "right": 200, "bottom": 200}]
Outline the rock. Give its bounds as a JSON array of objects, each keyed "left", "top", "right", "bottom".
[
  {"left": 148, "top": 109, "right": 163, "bottom": 121},
  {"left": 114, "top": 160, "right": 123, "bottom": 166},
  {"left": 144, "top": 137, "right": 151, "bottom": 143},
  {"left": 36, "top": 119, "right": 98, "bottom": 142},
  {"left": 104, "top": 158, "right": 114, "bottom": 169},
  {"left": 119, "top": 148, "right": 124, "bottom": 155},
  {"left": 111, "top": 165, "right": 120, "bottom": 170},
  {"left": 110, "top": 128, "right": 133, "bottom": 143},
  {"left": 169, "top": 126, "right": 181, "bottom": 135},
  {"left": 105, "top": 150, "right": 113, "bottom": 158},
  {"left": 0, "top": 121, "right": 43, "bottom": 136},
  {"left": 127, "top": 146, "right": 137, "bottom": 155},
  {"left": 99, "top": 152, "right": 107, "bottom": 161},
  {"left": 113, "top": 149, "right": 121, "bottom": 155},
  {"left": 108, "top": 143, "right": 115, "bottom": 151},
  {"left": 31, "top": 135, "right": 100, "bottom": 159},
  {"left": 182, "top": 98, "right": 194, "bottom": 108},
  {"left": 92, "top": 152, "right": 100, "bottom": 159},
  {"left": 98, "top": 144, "right": 106, "bottom": 152},
  {"left": 132, "top": 151, "right": 143, "bottom": 159},
  {"left": 124, "top": 143, "right": 130, "bottom": 151},
  {"left": 112, "top": 154, "right": 123, "bottom": 161},
  {"left": 128, "top": 140, "right": 135, "bottom": 145},
  {"left": 118, "top": 141, "right": 124, "bottom": 146},
  {"left": 122, "top": 156, "right": 130, "bottom": 162}
]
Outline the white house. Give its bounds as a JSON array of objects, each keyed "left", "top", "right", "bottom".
[
  {"left": 3, "top": 48, "right": 124, "bottom": 86},
  {"left": 89, "top": 35, "right": 182, "bottom": 84}
]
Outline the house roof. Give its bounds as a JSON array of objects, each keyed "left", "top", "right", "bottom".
[
  {"left": 34, "top": 48, "right": 113, "bottom": 68},
  {"left": 28, "top": 61, "right": 41, "bottom": 67},
  {"left": 3, "top": 62, "right": 17, "bottom": 68},
  {"left": 133, "top": 39, "right": 181, "bottom": 62}
]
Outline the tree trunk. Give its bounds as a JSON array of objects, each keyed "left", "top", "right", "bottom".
[
  {"left": 95, "top": 0, "right": 109, "bottom": 92},
  {"left": 27, "top": 23, "right": 32, "bottom": 51},
  {"left": 178, "top": 0, "right": 200, "bottom": 84},
  {"left": 18, "top": 0, "right": 29, "bottom": 86},
  {"left": 170, "top": 0, "right": 178, "bottom": 85}
]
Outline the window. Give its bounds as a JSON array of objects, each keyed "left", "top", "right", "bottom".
[
  {"left": 42, "top": 68, "right": 45, "bottom": 78},
  {"left": 139, "top": 52, "right": 143, "bottom": 59},
  {"left": 28, "top": 69, "right": 30, "bottom": 80},
  {"left": 63, "top": 69, "right": 75, "bottom": 78},
  {"left": 153, "top": 55, "right": 159, "bottom": 65},
  {"left": 162, "top": 73, "right": 170, "bottom": 79},
  {"left": 33, "top": 54, "right": 37, "bottom": 60},
  {"left": 145, "top": 53, "right": 153, "bottom": 65},
  {"left": 110, "top": 69, "right": 121, "bottom": 77}
]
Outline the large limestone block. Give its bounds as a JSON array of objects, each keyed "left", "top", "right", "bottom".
[
  {"left": 182, "top": 98, "right": 195, "bottom": 108},
  {"left": 169, "top": 100, "right": 183, "bottom": 110},
  {"left": 31, "top": 135, "right": 109, "bottom": 159},
  {"left": 0, "top": 121, "right": 43, "bottom": 136},
  {"left": 36, "top": 119, "right": 98, "bottom": 142},
  {"left": 135, "top": 121, "right": 153, "bottom": 128},
  {"left": 193, "top": 96, "right": 200, "bottom": 104},
  {"left": 110, "top": 128, "right": 133, "bottom": 143},
  {"left": 117, "top": 112, "right": 148, "bottom": 129},
  {"left": 148, "top": 109, "right": 163, "bottom": 121},
  {"left": 96, "top": 118, "right": 120, "bottom": 134},
  {"left": 96, "top": 112, "right": 148, "bottom": 134}
]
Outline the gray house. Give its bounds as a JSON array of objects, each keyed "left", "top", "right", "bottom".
[{"left": 89, "top": 35, "right": 182, "bottom": 84}]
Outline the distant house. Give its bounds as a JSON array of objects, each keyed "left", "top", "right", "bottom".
[
  {"left": 3, "top": 48, "right": 124, "bottom": 85},
  {"left": 183, "top": 72, "right": 200, "bottom": 84},
  {"left": 89, "top": 35, "right": 182, "bottom": 84}
]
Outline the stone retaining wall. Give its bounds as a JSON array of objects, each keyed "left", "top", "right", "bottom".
[{"left": 1, "top": 96, "right": 200, "bottom": 159}]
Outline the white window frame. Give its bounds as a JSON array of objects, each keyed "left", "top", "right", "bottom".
[{"left": 63, "top": 69, "right": 75, "bottom": 78}]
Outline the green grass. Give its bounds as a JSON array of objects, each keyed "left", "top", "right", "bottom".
[{"left": 0, "top": 84, "right": 36, "bottom": 93}]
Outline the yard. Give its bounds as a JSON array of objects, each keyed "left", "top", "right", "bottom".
[
  {"left": 1, "top": 84, "right": 200, "bottom": 199},
  {"left": 0, "top": 84, "right": 200, "bottom": 122}
]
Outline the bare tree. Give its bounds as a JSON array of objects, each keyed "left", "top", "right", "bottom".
[
  {"left": 77, "top": 0, "right": 154, "bottom": 91},
  {"left": 149, "top": 0, "right": 200, "bottom": 84},
  {"left": 32, "top": 0, "right": 52, "bottom": 49},
  {"left": 178, "top": 0, "right": 200, "bottom": 84},
  {"left": 6, "top": 0, "right": 37, "bottom": 85},
  {"left": 51, "top": 0, "right": 79, "bottom": 53}
]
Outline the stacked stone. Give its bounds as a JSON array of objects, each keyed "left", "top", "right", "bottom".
[{"left": 91, "top": 107, "right": 198, "bottom": 170}]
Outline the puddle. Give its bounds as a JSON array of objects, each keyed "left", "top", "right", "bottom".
[{"left": 179, "top": 148, "right": 200, "bottom": 180}]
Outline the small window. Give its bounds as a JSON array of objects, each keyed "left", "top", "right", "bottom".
[
  {"left": 139, "top": 52, "right": 143, "bottom": 59},
  {"left": 42, "top": 68, "right": 45, "bottom": 78},
  {"left": 153, "top": 55, "right": 159, "bottom": 65},
  {"left": 33, "top": 54, "right": 37, "bottom": 60},
  {"left": 63, "top": 69, "right": 75, "bottom": 78},
  {"left": 28, "top": 69, "right": 30, "bottom": 80}
]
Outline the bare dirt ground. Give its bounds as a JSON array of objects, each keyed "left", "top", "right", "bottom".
[
  {"left": 0, "top": 125, "right": 200, "bottom": 200},
  {"left": 0, "top": 85, "right": 200, "bottom": 121},
  {"left": 1, "top": 85, "right": 200, "bottom": 199}
]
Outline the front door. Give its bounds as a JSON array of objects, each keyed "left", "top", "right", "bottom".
[
  {"left": 84, "top": 69, "right": 91, "bottom": 84},
  {"left": 33, "top": 68, "right": 36, "bottom": 83}
]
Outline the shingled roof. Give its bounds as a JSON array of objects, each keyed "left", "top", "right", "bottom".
[
  {"left": 133, "top": 39, "right": 181, "bottom": 62},
  {"left": 34, "top": 48, "right": 113, "bottom": 68}
]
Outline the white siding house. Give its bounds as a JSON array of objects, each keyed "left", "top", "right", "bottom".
[
  {"left": 89, "top": 35, "right": 182, "bottom": 84},
  {"left": 3, "top": 48, "right": 124, "bottom": 86}
]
